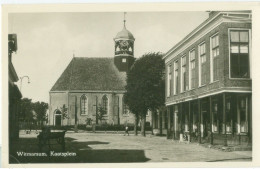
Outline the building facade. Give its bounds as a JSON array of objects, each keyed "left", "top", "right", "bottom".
[
  {"left": 162, "top": 11, "right": 252, "bottom": 145},
  {"left": 49, "top": 21, "right": 151, "bottom": 127},
  {"left": 9, "top": 34, "right": 22, "bottom": 142}
]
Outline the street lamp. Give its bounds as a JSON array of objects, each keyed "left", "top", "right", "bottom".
[{"left": 20, "top": 76, "right": 30, "bottom": 93}]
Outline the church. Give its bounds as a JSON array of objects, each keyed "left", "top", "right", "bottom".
[{"left": 49, "top": 18, "right": 151, "bottom": 127}]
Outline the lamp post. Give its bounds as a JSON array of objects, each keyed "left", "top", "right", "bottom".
[{"left": 20, "top": 76, "right": 30, "bottom": 93}]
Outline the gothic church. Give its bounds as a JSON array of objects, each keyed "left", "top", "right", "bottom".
[{"left": 49, "top": 19, "right": 151, "bottom": 126}]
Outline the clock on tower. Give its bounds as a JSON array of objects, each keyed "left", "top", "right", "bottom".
[{"left": 114, "top": 13, "right": 135, "bottom": 72}]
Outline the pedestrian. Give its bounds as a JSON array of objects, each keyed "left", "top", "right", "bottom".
[{"left": 124, "top": 125, "right": 129, "bottom": 136}]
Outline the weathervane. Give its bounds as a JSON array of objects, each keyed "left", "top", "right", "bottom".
[{"left": 123, "top": 12, "right": 127, "bottom": 27}]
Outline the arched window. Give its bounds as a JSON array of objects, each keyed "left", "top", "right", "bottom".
[
  {"left": 102, "top": 95, "right": 108, "bottom": 114},
  {"left": 122, "top": 96, "right": 129, "bottom": 115},
  {"left": 80, "top": 95, "right": 88, "bottom": 115}
]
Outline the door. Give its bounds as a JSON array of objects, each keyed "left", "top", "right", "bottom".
[{"left": 55, "top": 110, "right": 62, "bottom": 126}]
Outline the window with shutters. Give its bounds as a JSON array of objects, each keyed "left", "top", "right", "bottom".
[{"left": 230, "top": 30, "right": 250, "bottom": 78}]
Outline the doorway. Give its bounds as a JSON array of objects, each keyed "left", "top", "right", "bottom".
[{"left": 55, "top": 110, "right": 62, "bottom": 126}]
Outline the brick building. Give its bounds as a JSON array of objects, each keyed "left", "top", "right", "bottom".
[
  {"left": 162, "top": 11, "right": 252, "bottom": 145},
  {"left": 49, "top": 21, "right": 151, "bottom": 127}
]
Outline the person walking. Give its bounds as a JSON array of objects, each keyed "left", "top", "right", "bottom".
[{"left": 124, "top": 125, "right": 129, "bottom": 136}]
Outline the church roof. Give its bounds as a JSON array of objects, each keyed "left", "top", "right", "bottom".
[{"left": 50, "top": 57, "right": 127, "bottom": 91}]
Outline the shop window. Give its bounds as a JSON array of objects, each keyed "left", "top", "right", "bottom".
[
  {"left": 225, "top": 98, "right": 232, "bottom": 133},
  {"left": 238, "top": 96, "right": 248, "bottom": 133},
  {"left": 192, "top": 104, "right": 198, "bottom": 133},
  {"left": 230, "top": 30, "right": 250, "bottom": 78},
  {"left": 212, "top": 101, "right": 218, "bottom": 132}
]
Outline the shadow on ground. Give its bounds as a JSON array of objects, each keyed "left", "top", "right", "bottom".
[{"left": 9, "top": 137, "right": 150, "bottom": 163}]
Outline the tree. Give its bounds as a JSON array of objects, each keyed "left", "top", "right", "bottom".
[
  {"left": 20, "top": 98, "right": 34, "bottom": 121},
  {"left": 33, "top": 101, "right": 48, "bottom": 126},
  {"left": 97, "top": 104, "right": 107, "bottom": 124},
  {"left": 125, "top": 52, "right": 165, "bottom": 136},
  {"left": 60, "top": 104, "right": 69, "bottom": 120}
]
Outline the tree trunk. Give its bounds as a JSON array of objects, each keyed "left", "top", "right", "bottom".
[
  {"left": 134, "top": 115, "right": 139, "bottom": 136},
  {"left": 141, "top": 113, "right": 146, "bottom": 137}
]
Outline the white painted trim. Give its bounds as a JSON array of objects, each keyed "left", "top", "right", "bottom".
[
  {"left": 165, "top": 88, "right": 251, "bottom": 106},
  {"left": 198, "top": 42, "right": 205, "bottom": 87},
  {"left": 50, "top": 90, "right": 126, "bottom": 93},
  {"left": 210, "top": 32, "right": 219, "bottom": 83},
  {"left": 163, "top": 12, "right": 223, "bottom": 60},
  {"left": 180, "top": 54, "right": 186, "bottom": 93},
  {"left": 228, "top": 28, "right": 251, "bottom": 79},
  {"left": 167, "top": 64, "right": 171, "bottom": 97},
  {"left": 164, "top": 18, "right": 251, "bottom": 63}
]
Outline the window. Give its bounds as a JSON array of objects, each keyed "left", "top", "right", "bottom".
[
  {"left": 189, "top": 49, "right": 196, "bottom": 89},
  {"left": 181, "top": 56, "right": 187, "bottom": 92},
  {"left": 80, "top": 95, "right": 88, "bottom": 115},
  {"left": 174, "top": 60, "right": 179, "bottom": 94},
  {"left": 102, "top": 95, "right": 108, "bottom": 115},
  {"left": 167, "top": 64, "right": 172, "bottom": 97},
  {"left": 122, "top": 96, "right": 129, "bottom": 115},
  {"left": 238, "top": 96, "right": 248, "bottom": 133},
  {"left": 211, "top": 34, "right": 220, "bottom": 81},
  {"left": 230, "top": 30, "right": 250, "bottom": 78},
  {"left": 212, "top": 101, "right": 219, "bottom": 132},
  {"left": 192, "top": 104, "right": 198, "bottom": 132},
  {"left": 225, "top": 97, "right": 232, "bottom": 133},
  {"left": 122, "top": 58, "right": 126, "bottom": 63},
  {"left": 199, "top": 43, "right": 207, "bottom": 86}
]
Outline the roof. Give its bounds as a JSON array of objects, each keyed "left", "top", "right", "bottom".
[
  {"left": 114, "top": 26, "right": 135, "bottom": 40},
  {"left": 50, "top": 57, "right": 127, "bottom": 91}
]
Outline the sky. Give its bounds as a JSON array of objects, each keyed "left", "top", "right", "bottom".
[{"left": 9, "top": 12, "right": 209, "bottom": 103}]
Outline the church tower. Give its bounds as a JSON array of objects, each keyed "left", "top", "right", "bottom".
[{"left": 114, "top": 13, "right": 135, "bottom": 72}]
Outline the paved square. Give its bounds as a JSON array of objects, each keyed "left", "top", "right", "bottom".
[{"left": 11, "top": 131, "right": 252, "bottom": 163}]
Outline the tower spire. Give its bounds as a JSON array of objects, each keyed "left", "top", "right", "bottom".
[{"left": 123, "top": 12, "right": 126, "bottom": 28}]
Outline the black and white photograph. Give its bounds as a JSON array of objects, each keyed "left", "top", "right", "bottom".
[{"left": 2, "top": 2, "right": 260, "bottom": 167}]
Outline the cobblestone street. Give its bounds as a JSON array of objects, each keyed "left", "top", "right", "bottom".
[{"left": 11, "top": 131, "right": 252, "bottom": 163}]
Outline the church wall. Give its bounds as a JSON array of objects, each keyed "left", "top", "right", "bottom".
[
  {"left": 50, "top": 91, "right": 151, "bottom": 126},
  {"left": 49, "top": 92, "right": 68, "bottom": 126}
]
